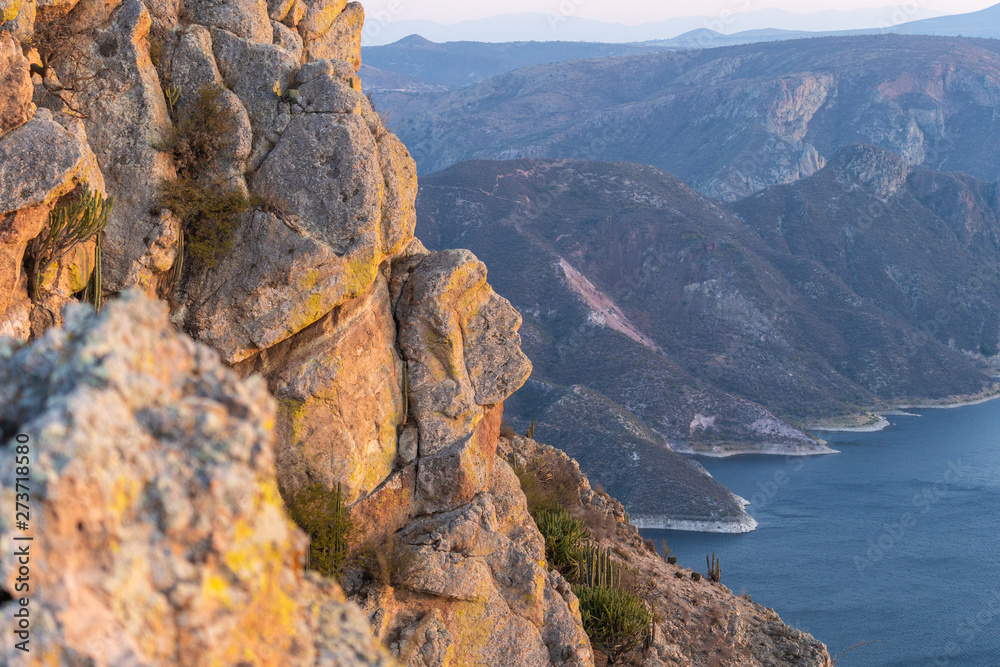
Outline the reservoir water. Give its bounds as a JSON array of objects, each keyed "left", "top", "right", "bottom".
[{"left": 640, "top": 398, "right": 1000, "bottom": 666}]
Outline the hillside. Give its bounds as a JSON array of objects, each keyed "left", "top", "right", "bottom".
[
  {"left": 375, "top": 34, "right": 1000, "bottom": 200},
  {"left": 416, "top": 156, "right": 999, "bottom": 443}
]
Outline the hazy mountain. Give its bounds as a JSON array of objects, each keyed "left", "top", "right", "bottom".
[
  {"left": 361, "top": 7, "right": 946, "bottom": 46},
  {"left": 360, "top": 35, "right": 672, "bottom": 90},
  {"left": 416, "top": 156, "right": 999, "bottom": 447},
  {"left": 374, "top": 35, "right": 1000, "bottom": 202}
]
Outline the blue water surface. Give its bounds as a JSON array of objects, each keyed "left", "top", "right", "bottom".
[{"left": 640, "top": 399, "right": 1000, "bottom": 666}]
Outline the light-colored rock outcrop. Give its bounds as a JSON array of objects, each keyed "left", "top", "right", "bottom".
[
  {"left": 69, "top": 0, "right": 176, "bottom": 294},
  {"left": 300, "top": 0, "right": 361, "bottom": 70},
  {"left": 184, "top": 0, "right": 271, "bottom": 43},
  {"left": 236, "top": 274, "right": 405, "bottom": 505},
  {"left": 396, "top": 249, "right": 532, "bottom": 457},
  {"left": 0, "top": 109, "right": 102, "bottom": 338},
  {"left": 348, "top": 450, "right": 593, "bottom": 667},
  {"left": 0, "top": 292, "right": 393, "bottom": 666},
  {"left": 0, "top": 31, "right": 33, "bottom": 137}
]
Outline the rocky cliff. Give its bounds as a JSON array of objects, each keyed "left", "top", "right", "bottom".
[{"left": 0, "top": 2, "right": 830, "bottom": 665}]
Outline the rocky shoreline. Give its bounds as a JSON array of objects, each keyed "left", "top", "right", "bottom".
[
  {"left": 673, "top": 441, "right": 840, "bottom": 458},
  {"left": 631, "top": 515, "right": 760, "bottom": 533}
]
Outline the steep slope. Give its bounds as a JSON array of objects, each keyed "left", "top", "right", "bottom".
[
  {"left": 376, "top": 34, "right": 1000, "bottom": 200},
  {"left": 416, "top": 157, "right": 998, "bottom": 432}
]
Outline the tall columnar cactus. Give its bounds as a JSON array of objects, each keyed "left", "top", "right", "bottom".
[
  {"left": 525, "top": 419, "right": 535, "bottom": 439},
  {"left": 31, "top": 185, "right": 114, "bottom": 304},
  {"left": 707, "top": 552, "right": 721, "bottom": 583},
  {"left": 579, "top": 543, "right": 624, "bottom": 589}
]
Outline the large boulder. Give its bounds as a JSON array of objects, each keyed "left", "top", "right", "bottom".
[
  {"left": 235, "top": 274, "right": 405, "bottom": 505},
  {"left": 396, "top": 249, "right": 532, "bottom": 457},
  {"left": 352, "top": 459, "right": 593, "bottom": 667},
  {"left": 0, "top": 292, "right": 394, "bottom": 665},
  {"left": 0, "top": 30, "right": 33, "bottom": 138},
  {"left": 301, "top": 0, "right": 362, "bottom": 71},
  {"left": 183, "top": 0, "right": 272, "bottom": 43},
  {"left": 73, "top": 0, "right": 177, "bottom": 294},
  {"left": 211, "top": 26, "right": 297, "bottom": 158}
]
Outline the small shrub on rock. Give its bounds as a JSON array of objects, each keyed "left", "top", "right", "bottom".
[
  {"left": 158, "top": 84, "right": 253, "bottom": 270},
  {"left": 286, "top": 482, "right": 355, "bottom": 579}
]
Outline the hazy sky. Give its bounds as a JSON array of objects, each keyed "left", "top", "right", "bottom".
[{"left": 360, "top": 0, "right": 998, "bottom": 25}]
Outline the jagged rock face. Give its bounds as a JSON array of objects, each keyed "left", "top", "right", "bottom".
[
  {"left": 396, "top": 249, "right": 532, "bottom": 457},
  {"left": 349, "top": 456, "right": 593, "bottom": 667},
  {"left": 66, "top": 0, "right": 177, "bottom": 295},
  {"left": 0, "top": 31, "right": 32, "bottom": 137},
  {"left": 0, "top": 292, "right": 393, "bottom": 665},
  {"left": 829, "top": 143, "right": 910, "bottom": 198},
  {"left": 0, "top": 107, "right": 104, "bottom": 339},
  {"left": 235, "top": 274, "right": 404, "bottom": 505}
]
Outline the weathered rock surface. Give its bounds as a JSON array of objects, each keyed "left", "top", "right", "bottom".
[
  {"left": 0, "top": 31, "right": 32, "bottom": 138},
  {"left": 70, "top": 0, "right": 176, "bottom": 294},
  {"left": 396, "top": 249, "right": 532, "bottom": 456},
  {"left": 301, "top": 0, "right": 361, "bottom": 70},
  {"left": 348, "top": 453, "right": 593, "bottom": 667},
  {"left": 235, "top": 274, "right": 404, "bottom": 505},
  {"left": 170, "top": 25, "right": 253, "bottom": 186},
  {"left": 0, "top": 292, "right": 393, "bottom": 665},
  {"left": 184, "top": 0, "right": 271, "bottom": 43},
  {"left": 211, "top": 26, "right": 297, "bottom": 156},
  {"left": 0, "top": 110, "right": 102, "bottom": 338}
]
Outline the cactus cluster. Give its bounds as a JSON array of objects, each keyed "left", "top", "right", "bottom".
[
  {"left": 572, "top": 584, "right": 654, "bottom": 664},
  {"left": 287, "top": 482, "right": 355, "bottom": 579},
  {"left": 534, "top": 507, "right": 591, "bottom": 581},
  {"left": 578, "top": 543, "right": 624, "bottom": 589}
]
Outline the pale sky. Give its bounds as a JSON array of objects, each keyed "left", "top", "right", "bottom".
[{"left": 359, "top": 0, "right": 998, "bottom": 26}]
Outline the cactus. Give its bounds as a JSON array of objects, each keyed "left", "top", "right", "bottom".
[
  {"left": 31, "top": 185, "right": 113, "bottom": 303},
  {"left": 667, "top": 555, "right": 677, "bottom": 565},
  {"left": 572, "top": 584, "right": 653, "bottom": 665},
  {"left": 525, "top": 419, "right": 535, "bottom": 439},
  {"left": 534, "top": 508, "right": 590, "bottom": 580},
  {"left": 674, "top": 571, "right": 684, "bottom": 579},
  {"left": 165, "top": 84, "right": 182, "bottom": 114},
  {"left": 579, "top": 543, "right": 624, "bottom": 589},
  {"left": 287, "top": 482, "right": 355, "bottom": 579},
  {"left": 707, "top": 552, "right": 721, "bottom": 583},
  {"left": 401, "top": 361, "right": 409, "bottom": 426},
  {"left": 691, "top": 571, "right": 702, "bottom": 582}
]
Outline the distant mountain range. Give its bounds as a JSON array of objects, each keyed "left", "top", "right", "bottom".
[
  {"left": 362, "top": 7, "right": 948, "bottom": 46},
  {"left": 370, "top": 35, "right": 1000, "bottom": 202},
  {"left": 416, "top": 154, "right": 1000, "bottom": 510},
  {"left": 361, "top": 4, "right": 1000, "bottom": 93}
]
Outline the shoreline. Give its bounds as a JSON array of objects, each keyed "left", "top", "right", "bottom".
[
  {"left": 894, "top": 388, "right": 1000, "bottom": 410},
  {"left": 632, "top": 514, "right": 759, "bottom": 534},
  {"left": 674, "top": 442, "right": 840, "bottom": 459},
  {"left": 811, "top": 415, "right": 891, "bottom": 433}
]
